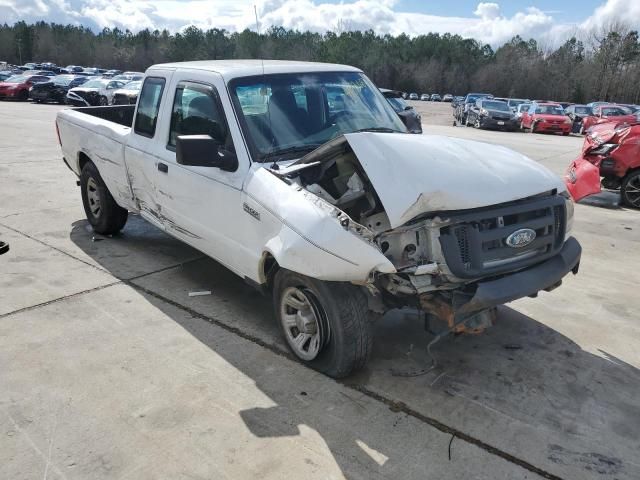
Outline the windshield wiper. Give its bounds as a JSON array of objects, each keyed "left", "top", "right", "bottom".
[
  {"left": 260, "top": 144, "right": 322, "bottom": 163},
  {"left": 350, "top": 127, "right": 404, "bottom": 134}
]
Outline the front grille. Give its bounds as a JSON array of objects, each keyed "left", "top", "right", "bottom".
[{"left": 439, "top": 195, "right": 566, "bottom": 278}]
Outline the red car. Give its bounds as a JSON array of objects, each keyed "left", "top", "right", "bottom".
[
  {"left": 0, "top": 74, "right": 51, "bottom": 101},
  {"left": 580, "top": 104, "right": 637, "bottom": 134},
  {"left": 520, "top": 102, "right": 572, "bottom": 135},
  {"left": 565, "top": 122, "right": 640, "bottom": 207}
]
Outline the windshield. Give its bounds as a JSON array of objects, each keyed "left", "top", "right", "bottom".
[
  {"left": 386, "top": 96, "right": 408, "bottom": 112},
  {"left": 508, "top": 99, "right": 527, "bottom": 107},
  {"left": 230, "top": 71, "right": 405, "bottom": 162},
  {"left": 124, "top": 81, "right": 142, "bottom": 90},
  {"left": 81, "top": 79, "right": 108, "bottom": 89},
  {"left": 483, "top": 101, "right": 510, "bottom": 111},
  {"left": 601, "top": 107, "right": 629, "bottom": 116},
  {"left": 4, "top": 75, "right": 26, "bottom": 83},
  {"left": 537, "top": 105, "right": 565, "bottom": 115},
  {"left": 53, "top": 75, "right": 75, "bottom": 86}
]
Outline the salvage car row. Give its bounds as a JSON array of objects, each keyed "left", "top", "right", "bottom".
[
  {"left": 0, "top": 62, "right": 143, "bottom": 106},
  {"left": 450, "top": 92, "right": 640, "bottom": 135}
]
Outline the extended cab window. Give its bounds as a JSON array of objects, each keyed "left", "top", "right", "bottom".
[
  {"left": 168, "top": 82, "right": 233, "bottom": 150},
  {"left": 134, "top": 77, "right": 165, "bottom": 137}
]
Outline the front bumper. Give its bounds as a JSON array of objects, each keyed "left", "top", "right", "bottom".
[
  {"left": 565, "top": 156, "right": 602, "bottom": 201},
  {"left": 480, "top": 117, "right": 519, "bottom": 130},
  {"left": 534, "top": 122, "right": 572, "bottom": 133},
  {"left": 459, "top": 237, "right": 581, "bottom": 316}
]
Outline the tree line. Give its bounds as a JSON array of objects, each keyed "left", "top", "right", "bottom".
[{"left": 1, "top": 21, "right": 639, "bottom": 103}]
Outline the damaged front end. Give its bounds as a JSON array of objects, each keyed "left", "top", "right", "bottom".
[{"left": 272, "top": 133, "right": 580, "bottom": 335}]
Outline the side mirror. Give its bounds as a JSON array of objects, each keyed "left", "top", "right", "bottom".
[
  {"left": 404, "top": 105, "right": 413, "bottom": 111},
  {"left": 176, "top": 135, "right": 238, "bottom": 172}
]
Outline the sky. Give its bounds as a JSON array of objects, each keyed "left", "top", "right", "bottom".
[{"left": 0, "top": 0, "right": 639, "bottom": 47}]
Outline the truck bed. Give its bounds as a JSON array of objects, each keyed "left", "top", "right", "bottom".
[{"left": 70, "top": 105, "right": 136, "bottom": 128}]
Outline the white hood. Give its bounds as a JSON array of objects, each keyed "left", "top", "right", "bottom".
[{"left": 343, "top": 132, "right": 565, "bottom": 228}]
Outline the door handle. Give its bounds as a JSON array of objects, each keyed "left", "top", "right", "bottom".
[{"left": 157, "top": 162, "right": 168, "bottom": 173}]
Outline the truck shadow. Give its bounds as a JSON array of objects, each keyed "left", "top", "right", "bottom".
[{"left": 69, "top": 216, "right": 640, "bottom": 479}]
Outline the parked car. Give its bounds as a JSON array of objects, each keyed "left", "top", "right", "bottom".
[
  {"left": 514, "top": 103, "right": 531, "bottom": 120},
  {"left": 507, "top": 98, "right": 529, "bottom": 112},
  {"left": 23, "top": 70, "right": 57, "bottom": 77},
  {"left": 466, "top": 98, "right": 518, "bottom": 131},
  {"left": 420, "top": 93, "right": 430, "bottom": 101},
  {"left": 564, "top": 105, "right": 592, "bottom": 133},
  {"left": 408, "top": 92, "right": 419, "bottom": 100},
  {"left": 0, "top": 71, "right": 13, "bottom": 82},
  {"left": 103, "top": 69, "right": 123, "bottom": 78},
  {"left": 65, "top": 65, "right": 84, "bottom": 73},
  {"left": 443, "top": 94, "right": 453, "bottom": 102},
  {"left": 0, "top": 74, "right": 52, "bottom": 101},
  {"left": 453, "top": 92, "right": 493, "bottom": 126},
  {"left": 380, "top": 88, "right": 422, "bottom": 134},
  {"left": 520, "top": 102, "right": 572, "bottom": 135},
  {"left": 430, "top": 94, "right": 442, "bottom": 102},
  {"left": 558, "top": 102, "right": 573, "bottom": 110},
  {"left": 29, "top": 75, "right": 88, "bottom": 103},
  {"left": 566, "top": 121, "right": 640, "bottom": 207},
  {"left": 114, "top": 72, "right": 145, "bottom": 82},
  {"left": 580, "top": 105, "right": 637, "bottom": 134},
  {"left": 56, "top": 60, "right": 580, "bottom": 377},
  {"left": 111, "top": 80, "right": 142, "bottom": 105},
  {"left": 451, "top": 96, "right": 464, "bottom": 107},
  {"left": 66, "top": 78, "right": 127, "bottom": 106}
]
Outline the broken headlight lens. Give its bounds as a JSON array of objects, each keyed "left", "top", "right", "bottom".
[{"left": 589, "top": 143, "right": 618, "bottom": 155}]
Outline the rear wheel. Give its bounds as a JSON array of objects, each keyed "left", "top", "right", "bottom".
[
  {"left": 273, "top": 269, "right": 372, "bottom": 378},
  {"left": 80, "top": 161, "right": 128, "bottom": 234},
  {"left": 621, "top": 170, "right": 640, "bottom": 208},
  {"left": 17, "top": 90, "right": 28, "bottom": 101}
]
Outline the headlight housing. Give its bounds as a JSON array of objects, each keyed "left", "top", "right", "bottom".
[
  {"left": 589, "top": 143, "right": 618, "bottom": 155},
  {"left": 561, "top": 191, "right": 574, "bottom": 237}
]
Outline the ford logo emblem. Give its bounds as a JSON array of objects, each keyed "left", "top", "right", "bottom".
[{"left": 505, "top": 228, "right": 536, "bottom": 248}]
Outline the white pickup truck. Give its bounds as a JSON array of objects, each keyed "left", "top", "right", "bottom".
[{"left": 56, "top": 60, "right": 581, "bottom": 377}]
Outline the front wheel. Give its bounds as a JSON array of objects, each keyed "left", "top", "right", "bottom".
[
  {"left": 273, "top": 269, "right": 372, "bottom": 378},
  {"left": 80, "top": 161, "right": 128, "bottom": 234},
  {"left": 474, "top": 118, "right": 481, "bottom": 129},
  {"left": 621, "top": 170, "right": 640, "bottom": 208}
]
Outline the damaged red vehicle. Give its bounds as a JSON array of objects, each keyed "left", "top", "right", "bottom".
[
  {"left": 580, "top": 105, "right": 637, "bottom": 134},
  {"left": 565, "top": 122, "right": 640, "bottom": 207},
  {"left": 520, "top": 102, "right": 572, "bottom": 135}
]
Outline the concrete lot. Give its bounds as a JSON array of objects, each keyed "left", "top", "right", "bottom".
[{"left": 1, "top": 100, "right": 639, "bottom": 480}]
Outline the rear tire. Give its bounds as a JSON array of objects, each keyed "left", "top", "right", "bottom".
[
  {"left": 621, "top": 170, "right": 640, "bottom": 209},
  {"left": 273, "top": 269, "right": 373, "bottom": 378},
  {"left": 80, "top": 161, "right": 128, "bottom": 234},
  {"left": 17, "top": 90, "right": 28, "bottom": 101}
]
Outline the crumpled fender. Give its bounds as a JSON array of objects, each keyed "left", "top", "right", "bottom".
[
  {"left": 565, "top": 156, "right": 601, "bottom": 201},
  {"left": 243, "top": 167, "right": 396, "bottom": 283}
]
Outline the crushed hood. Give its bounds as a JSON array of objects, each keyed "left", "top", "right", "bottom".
[{"left": 341, "top": 132, "right": 565, "bottom": 228}]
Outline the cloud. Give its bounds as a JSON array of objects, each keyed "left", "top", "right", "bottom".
[{"left": 0, "top": 0, "right": 635, "bottom": 48}]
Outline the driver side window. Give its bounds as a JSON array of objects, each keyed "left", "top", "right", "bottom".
[{"left": 168, "top": 82, "right": 233, "bottom": 151}]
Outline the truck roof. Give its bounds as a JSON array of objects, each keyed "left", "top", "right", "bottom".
[{"left": 147, "top": 60, "right": 361, "bottom": 79}]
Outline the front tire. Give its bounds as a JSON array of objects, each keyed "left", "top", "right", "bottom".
[
  {"left": 621, "top": 170, "right": 640, "bottom": 208},
  {"left": 80, "top": 161, "right": 128, "bottom": 234},
  {"left": 273, "top": 269, "right": 372, "bottom": 378}
]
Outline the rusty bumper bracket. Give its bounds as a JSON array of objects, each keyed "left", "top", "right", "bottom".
[{"left": 420, "top": 237, "right": 582, "bottom": 334}]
